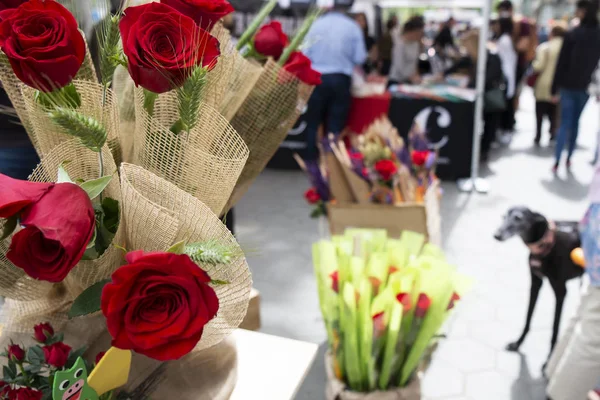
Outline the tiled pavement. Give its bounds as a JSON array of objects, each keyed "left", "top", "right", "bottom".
[{"left": 236, "top": 89, "right": 598, "bottom": 400}]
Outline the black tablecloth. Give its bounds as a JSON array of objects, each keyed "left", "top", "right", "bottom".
[{"left": 388, "top": 96, "right": 475, "bottom": 181}]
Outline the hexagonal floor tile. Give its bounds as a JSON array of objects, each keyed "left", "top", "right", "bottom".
[{"left": 435, "top": 338, "right": 496, "bottom": 373}]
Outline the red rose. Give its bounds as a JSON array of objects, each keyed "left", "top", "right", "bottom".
[
  {"left": 254, "top": 21, "right": 289, "bottom": 60},
  {"left": 411, "top": 150, "right": 429, "bottom": 167},
  {"left": 0, "top": 174, "right": 96, "bottom": 282},
  {"left": 374, "top": 159, "right": 398, "bottom": 181},
  {"left": 396, "top": 292, "right": 412, "bottom": 314},
  {"left": 101, "top": 251, "right": 219, "bottom": 361},
  {"left": 33, "top": 322, "right": 54, "bottom": 343},
  {"left": 414, "top": 293, "right": 431, "bottom": 318},
  {"left": 7, "top": 344, "right": 24, "bottom": 362},
  {"left": 161, "top": 0, "right": 234, "bottom": 30},
  {"left": 304, "top": 187, "right": 321, "bottom": 205},
  {"left": 9, "top": 388, "right": 41, "bottom": 400},
  {"left": 282, "top": 51, "right": 322, "bottom": 86},
  {"left": 43, "top": 342, "right": 71, "bottom": 368},
  {"left": 120, "top": 2, "right": 220, "bottom": 94},
  {"left": 0, "top": 0, "right": 26, "bottom": 11},
  {"left": 350, "top": 152, "right": 364, "bottom": 162},
  {"left": 95, "top": 351, "right": 106, "bottom": 365},
  {"left": 0, "top": 0, "right": 85, "bottom": 91},
  {"left": 330, "top": 271, "right": 339, "bottom": 293}
]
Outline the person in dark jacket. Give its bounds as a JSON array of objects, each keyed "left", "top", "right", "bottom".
[
  {"left": 434, "top": 17, "right": 457, "bottom": 54},
  {"left": 552, "top": 0, "right": 600, "bottom": 172}
]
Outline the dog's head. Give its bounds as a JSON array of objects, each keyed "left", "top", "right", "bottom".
[{"left": 494, "top": 207, "right": 547, "bottom": 242}]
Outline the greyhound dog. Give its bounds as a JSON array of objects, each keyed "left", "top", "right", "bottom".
[{"left": 494, "top": 207, "right": 582, "bottom": 365}]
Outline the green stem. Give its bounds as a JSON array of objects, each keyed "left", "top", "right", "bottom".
[
  {"left": 236, "top": 0, "right": 278, "bottom": 51},
  {"left": 17, "top": 362, "right": 31, "bottom": 386},
  {"left": 278, "top": 8, "right": 322, "bottom": 66},
  {"left": 143, "top": 89, "right": 158, "bottom": 116}
]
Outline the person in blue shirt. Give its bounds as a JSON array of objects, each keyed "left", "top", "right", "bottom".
[{"left": 303, "top": 1, "right": 367, "bottom": 160}]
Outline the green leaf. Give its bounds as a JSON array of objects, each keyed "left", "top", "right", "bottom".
[
  {"left": 24, "top": 364, "right": 42, "bottom": 374},
  {"left": 66, "top": 347, "right": 87, "bottom": 370},
  {"left": 166, "top": 240, "right": 187, "bottom": 255},
  {"left": 0, "top": 215, "right": 18, "bottom": 241},
  {"left": 3, "top": 365, "right": 15, "bottom": 380},
  {"left": 7, "top": 361, "right": 16, "bottom": 378},
  {"left": 80, "top": 175, "right": 113, "bottom": 200},
  {"left": 36, "top": 84, "right": 81, "bottom": 109},
  {"left": 143, "top": 89, "right": 158, "bottom": 116},
  {"left": 101, "top": 197, "right": 120, "bottom": 233},
  {"left": 49, "top": 108, "right": 107, "bottom": 152},
  {"left": 57, "top": 162, "right": 73, "bottom": 183},
  {"left": 27, "top": 346, "right": 45, "bottom": 366},
  {"left": 68, "top": 279, "right": 111, "bottom": 318},
  {"left": 82, "top": 198, "right": 120, "bottom": 261}
]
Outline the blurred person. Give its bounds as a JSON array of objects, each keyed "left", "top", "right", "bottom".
[
  {"left": 494, "top": 18, "right": 518, "bottom": 137},
  {"left": 389, "top": 16, "right": 425, "bottom": 86},
  {"left": 303, "top": 1, "right": 367, "bottom": 161},
  {"left": 354, "top": 13, "right": 377, "bottom": 74},
  {"left": 378, "top": 18, "right": 398, "bottom": 75},
  {"left": 545, "top": 145, "right": 600, "bottom": 400},
  {"left": 531, "top": 23, "right": 566, "bottom": 145},
  {"left": 445, "top": 30, "right": 506, "bottom": 162},
  {"left": 551, "top": 0, "right": 600, "bottom": 172},
  {"left": 434, "top": 17, "right": 457, "bottom": 54}
]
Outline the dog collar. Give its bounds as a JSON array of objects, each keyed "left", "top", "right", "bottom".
[{"left": 527, "top": 220, "right": 556, "bottom": 257}]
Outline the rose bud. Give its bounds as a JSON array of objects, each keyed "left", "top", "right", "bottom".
[
  {"left": 374, "top": 159, "right": 398, "bottom": 181},
  {"left": 120, "top": 2, "right": 220, "bottom": 94},
  {"left": 10, "top": 387, "right": 42, "bottom": 400},
  {"left": 101, "top": 251, "right": 219, "bottom": 361},
  {"left": 33, "top": 322, "right": 54, "bottom": 343},
  {"left": 161, "top": 0, "right": 234, "bottom": 30},
  {"left": 396, "top": 292, "right": 412, "bottom": 314},
  {"left": 0, "top": 174, "right": 96, "bottom": 283},
  {"left": 253, "top": 21, "right": 289, "bottom": 60},
  {"left": 304, "top": 188, "right": 321, "bottom": 205},
  {"left": 95, "top": 351, "right": 106, "bottom": 365},
  {"left": 7, "top": 344, "right": 24, "bottom": 362},
  {"left": 372, "top": 312, "right": 386, "bottom": 338},
  {"left": 43, "top": 342, "right": 72, "bottom": 368},
  {"left": 411, "top": 150, "right": 429, "bottom": 167},
  {"left": 0, "top": 0, "right": 85, "bottom": 91},
  {"left": 414, "top": 293, "right": 432, "bottom": 318},
  {"left": 330, "top": 271, "right": 339, "bottom": 293}
]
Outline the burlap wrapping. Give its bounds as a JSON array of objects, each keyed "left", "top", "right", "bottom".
[
  {"left": 217, "top": 30, "right": 263, "bottom": 121},
  {"left": 132, "top": 87, "right": 249, "bottom": 216},
  {"left": 120, "top": 163, "right": 252, "bottom": 351},
  {"left": 226, "top": 59, "right": 315, "bottom": 209},
  {"left": 203, "top": 23, "right": 236, "bottom": 109},
  {"left": 20, "top": 80, "right": 121, "bottom": 166},
  {"left": 0, "top": 140, "right": 124, "bottom": 333},
  {"left": 325, "top": 354, "right": 421, "bottom": 400},
  {"left": 112, "top": 65, "right": 136, "bottom": 163}
]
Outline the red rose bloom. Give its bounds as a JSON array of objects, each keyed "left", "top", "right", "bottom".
[
  {"left": 101, "top": 251, "right": 219, "bottom": 361},
  {"left": 253, "top": 21, "right": 288, "bottom": 60},
  {"left": 396, "top": 292, "right": 412, "bottom": 314},
  {"left": 43, "top": 342, "right": 71, "bottom": 368},
  {"left": 33, "top": 322, "right": 54, "bottom": 343},
  {"left": 374, "top": 159, "right": 398, "bottom": 181},
  {"left": 304, "top": 187, "right": 321, "bottom": 205},
  {"left": 95, "top": 351, "right": 106, "bottom": 365},
  {"left": 0, "top": 174, "right": 96, "bottom": 283},
  {"left": 7, "top": 344, "right": 24, "bottom": 362},
  {"left": 0, "top": 0, "right": 26, "bottom": 11},
  {"left": 330, "top": 271, "right": 339, "bottom": 293},
  {"left": 0, "top": 0, "right": 86, "bottom": 91},
  {"left": 161, "top": 0, "right": 234, "bottom": 30},
  {"left": 10, "top": 388, "right": 42, "bottom": 400},
  {"left": 282, "top": 51, "right": 322, "bottom": 85},
  {"left": 120, "top": 2, "right": 220, "bottom": 94},
  {"left": 414, "top": 293, "right": 431, "bottom": 318},
  {"left": 411, "top": 150, "right": 429, "bottom": 167}
]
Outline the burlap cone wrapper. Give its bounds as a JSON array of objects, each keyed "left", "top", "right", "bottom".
[
  {"left": 227, "top": 59, "right": 315, "bottom": 209},
  {"left": 120, "top": 163, "right": 252, "bottom": 351},
  {"left": 112, "top": 65, "right": 136, "bottom": 163},
  {"left": 132, "top": 87, "right": 249, "bottom": 216},
  {"left": 20, "top": 80, "right": 122, "bottom": 165},
  {"left": 217, "top": 30, "right": 263, "bottom": 121},
  {"left": 202, "top": 23, "right": 236, "bottom": 109},
  {"left": 0, "top": 140, "right": 124, "bottom": 349},
  {"left": 325, "top": 353, "right": 421, "bottom": 400}
]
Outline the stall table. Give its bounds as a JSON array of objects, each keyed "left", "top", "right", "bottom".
[{"left": 387, "top": 94, "right": 475, "bottom": 181}]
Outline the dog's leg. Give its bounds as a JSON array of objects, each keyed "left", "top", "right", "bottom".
[
  {"left": 548, "top": 279, "right": 567, "bottom": 352},
  {"left": 506, "top": 271, "right": 543, "bottom": 352}
]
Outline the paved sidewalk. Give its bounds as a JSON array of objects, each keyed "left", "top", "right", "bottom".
[{"left": 236, "top": 89, "right": 599, "bottom": 400}]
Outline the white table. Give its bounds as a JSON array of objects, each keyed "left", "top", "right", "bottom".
[{"left": 231, "top": 329, "right": 319, "bottom": 400}]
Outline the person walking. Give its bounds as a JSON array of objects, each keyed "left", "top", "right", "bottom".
[
  {"left": 531, "top": 23, "right": 566, "bottom": 146},
  {"left": 388, "top": 16, "right": 425, "bottom": 86},
  {"left": 303, "top": 0, "right": 367, "bottom": 161},
  {"left": 494, "top": 18, "right": 518, "bottom": 138},
  {"left": 552, "top": 0, "right": 600, "bottom": 172}
]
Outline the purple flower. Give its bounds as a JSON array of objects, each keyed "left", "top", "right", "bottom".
[{"left": 304, "top": 159, "right": 330, "bottom": 202}]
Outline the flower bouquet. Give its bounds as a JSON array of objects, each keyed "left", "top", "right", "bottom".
[
  {"left": 0, "top": 0, "right": 252, "bottom": 398},
  {"left": 313, "top": 229, "right": 470, "bottom": 400}
]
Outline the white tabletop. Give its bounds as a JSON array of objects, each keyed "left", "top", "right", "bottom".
[{"left": 231, "top": 329, "right": 319, "bottom": 400}]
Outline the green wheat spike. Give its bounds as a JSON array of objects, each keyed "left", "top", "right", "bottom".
[
  {"left": 99, "top": 14, "right": 122, "bottom": 87},
  {"left": 49, "top": 108, "right": 107, "bottom": 152},
  {"left": 177, "top": 67, "right": 207, "bottom": 133},
  {"left": 184, "top": 240, "right": 238, "bottom": 265}
]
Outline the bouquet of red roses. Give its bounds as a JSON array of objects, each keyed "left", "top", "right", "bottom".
[{"left": 0, "top": 1, "right": 252, "bottom": 398}]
